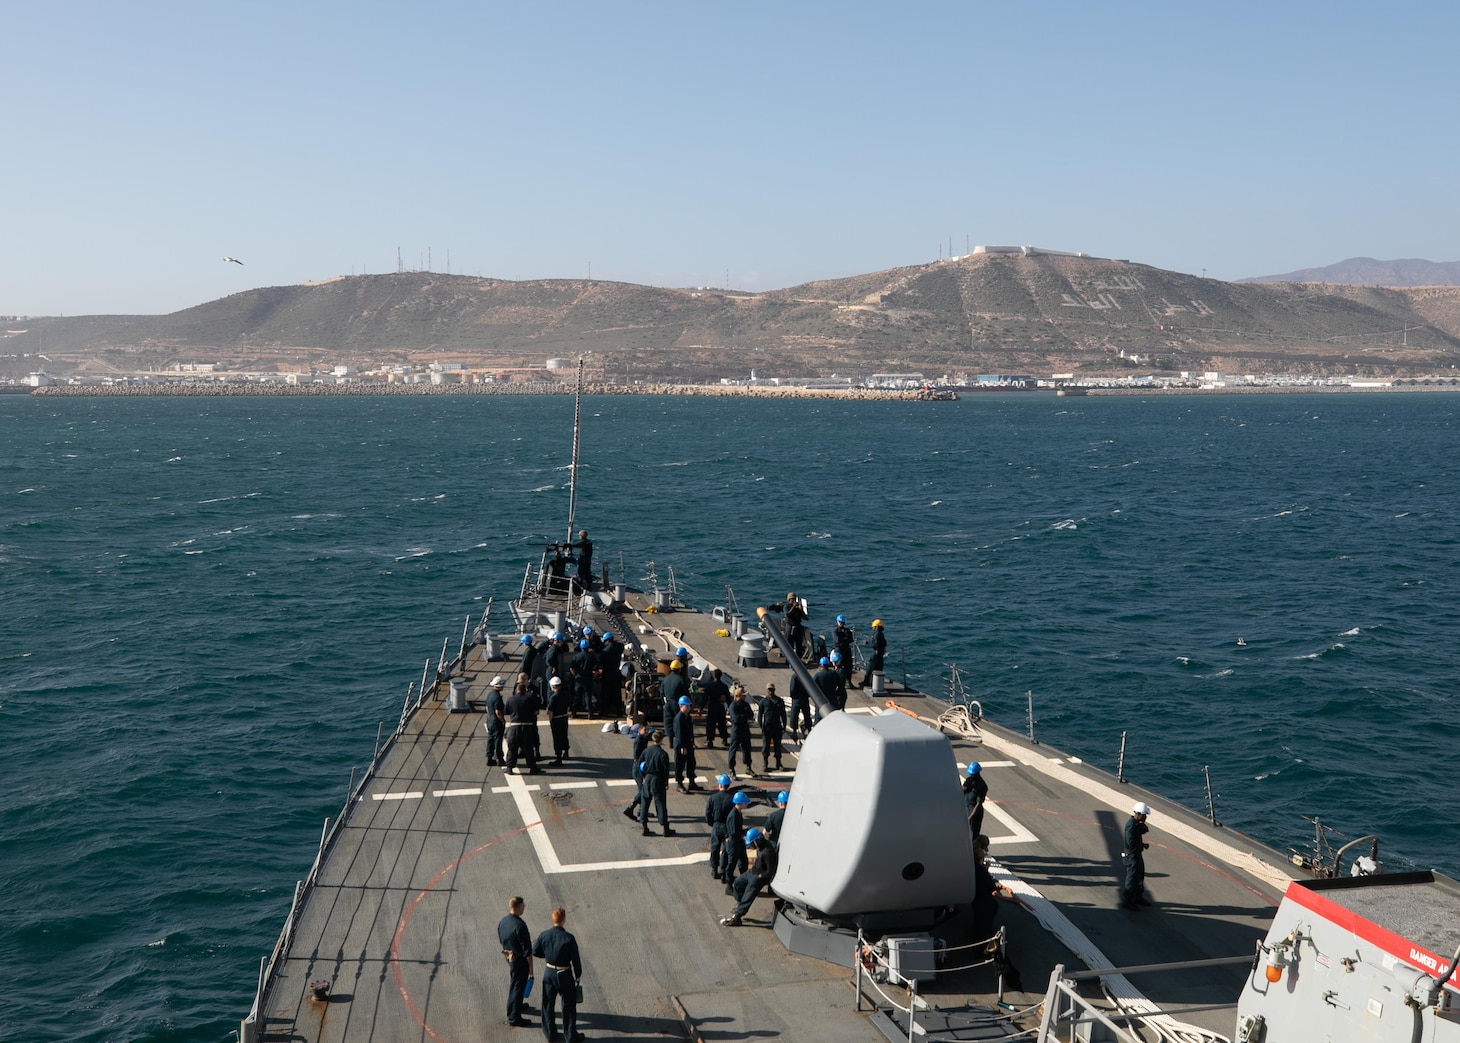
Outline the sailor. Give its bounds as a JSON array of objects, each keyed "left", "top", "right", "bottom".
[
  {"left": 638, "top": 730, "right": 675, "bottom": 837},
  {"left": 764, "top": 789, "right": 789, "bottom": 846},
  {"left": 833, "top": 615, "right": 856, "bottom": 687},
  {"left": 598, "top": 632, "right": 624, "bottom": 717},
  {"left": 721, "top": 791, "right": 751, "bottom": 885},
  {"left": 972, "top": 834, "right": 1005, "bottom": 942},
  {"left": 484, "top": 676, "right": 507, "bottom": 766},
  {"left": 814, "top": 655, "right": 846, "bottom": 713},
  {"left": 660, "top": 658, "right": 687, "bottom": 737},
  {"left": 863, "top": 618, "right": 887, "bottom": 687},
  {"left": 571, "top": 637, "right": 599, "bottom": 717},
  {"left": 787, "top": 670, "right": 813, "bottom": 740},
  {"left": 758, "top": 682, "right": 787, "bottom": 772},
  {"left": 622, "top": 716, "right": 652, "bottom": 821},
  {"left": 962, "top": 762, "right": 989, "bottom": 840},
  {"left": 528, "top": 634, "right": 554, "bottom": 699},
  {"left": 518, "top": 633, "right": 541, "bottom": 682},
  {"left": 546, "top": 676, "right": 571, "bottom": 766},
  {"left": 704, "top": 774, "right": 735, "bottom": 880},
  {"left": 781, "top": 592, "right": 808, "bottom": 661},
  {"left": 1121, "top": 802, "right": 1152, "bottom": 909},
  {"left": 726, "top": 684, "right": 755, "bottom": 779},
  {"left": 497, "top": 896, "right": 534, "bottom": 1028},
  {"left": 721, "top": 828, "right": 778, "bottom": 927},
  {"left": 532, "top": 906, "right": 584, "bottom": 1043},
  {"left": 672, "top": 695, "right": 703, "bottom": 793},
  {"left": 700, "top": 667, "right": 730, "bottom": 748},
  {"left": 573, "top": 529, "right": 593, "bottom": 592},
  {"left": 504, "top": 676, "right": 542, "bottom": 775}
]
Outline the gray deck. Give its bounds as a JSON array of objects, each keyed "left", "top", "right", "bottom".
[{"left": 254, "top": 595, "right": 1298, "bottom": 1042}]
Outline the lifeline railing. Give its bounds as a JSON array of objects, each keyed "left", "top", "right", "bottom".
[
  {"left": 1036, "top": 958, "right": 1250, "bottom": 1043},
  {"left": 852, "top": 926, "right": 1019, "bottom": 1043},
  {"left": 238, "top": 614, "right": 489, "bottom": 1043}
]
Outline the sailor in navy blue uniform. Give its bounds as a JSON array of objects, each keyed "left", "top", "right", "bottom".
[
  {"left": 504, "top": 678, "right": 542, "bottom": 775},
  {"left": 699, "top": 667, "right": 731, "bottom": 748},
  {"left": 720, "top": 791, "right": 750, "bottom": 885},
  {"left": 704, "top": 774, "right": 735, "bottom": 879},
  {"left": 833, "top": 615, "right": 856, "bottom": 686},
  {"left": 863, "top": 618, "right": 887, "bottom": 687},
  {"left": 497, "top": 896, "right": 534, "bottom": 1027},
  {"left": 787, "top": 671, "right": 813, "bottom": 740},
  {"left": 484, "top": 676, "right": 507, "bottom": 766},
  {"left": 721, "top": 828, "right": 778, "bottom": 927},
  {"left": 660, "top": 658, "right": 687, "bottom": 737},
  {"left": 1121, "top": 802, "right": 1152, "bottom": 909},
  {"left": 764, "top": 789, "right": 789, "bottom": 846},
  {"left": 546, "top": 676, "right": 571, "bottom": 766},
  {"left": 672, "top": 695, "right": 703, "bottom": 792},
  {"left": 962, "top": 761, "right": 988, "bottom": 840},
  {"left": 622, "top": 718, "right": 652, "bottom": 821},
  {"left": 532, "top": 906, "right": 584, "bottom": 1042},
  {"left": 638, "top": 730, "right": 675, "bottom": 837},
  {"left": 814, "top": 656, "right": 846, "bottom": 712},
  {"left": 726, "top": 685, "right": 755, "bottom": 778}
]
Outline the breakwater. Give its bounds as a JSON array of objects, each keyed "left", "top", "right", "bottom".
[{"left": 30, "top": 381, "right": 943, "bottom": 400}]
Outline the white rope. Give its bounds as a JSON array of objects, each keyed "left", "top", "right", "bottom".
[
  {"left": 989, "top": 858, "right": 1230, "bottom": 1043},
  {"left": 937, "top": 703, "right": 982, "bottom": 739}
]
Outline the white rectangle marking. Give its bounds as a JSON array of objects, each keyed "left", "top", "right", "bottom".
[
  {"left": 433, "top": 787, "right": 482, "bottom": 797},
  {"left": 372, "top": 791, "right": 424, "bottom": 801},
  {"left": 549, "top": 781, "right": 599, "bottom": 790}
]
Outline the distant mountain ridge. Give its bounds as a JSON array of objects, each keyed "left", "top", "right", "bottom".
[
  {"left": 1243, "top": 257, "right": 1460, "bottom": 287},
  {"left": 8, "top": 253, "right": 1460, "bottom": 382}
]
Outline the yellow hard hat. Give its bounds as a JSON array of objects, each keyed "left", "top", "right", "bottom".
[
  {"left": 871, "top": 619, "right": 883, "bottom": 628},
  {"left": 671, "top": 658, "right": 682, "bottom": 669}
]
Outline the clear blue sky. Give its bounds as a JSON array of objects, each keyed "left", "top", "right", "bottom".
[{"left": 4, "top": 1, "right": 1457, "bottom": 316}]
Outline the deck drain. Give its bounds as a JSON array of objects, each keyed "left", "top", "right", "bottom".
[{"left": 548, "top": 791, "right": 574, "bottom": 807}]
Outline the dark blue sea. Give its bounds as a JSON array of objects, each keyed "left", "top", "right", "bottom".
[{"left": 2, "top": 392, "right": 1456, "bottom": 1042}]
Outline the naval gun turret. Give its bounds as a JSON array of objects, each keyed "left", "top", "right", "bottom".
[{"left": 754, "top": 608, "right": 974, "bottom": 967}]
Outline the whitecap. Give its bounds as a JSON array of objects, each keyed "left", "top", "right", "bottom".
[
  {"left": 1050, "top": 519, "right": 1078, "bottom": 530},
  {"left": 929, "top": 500, "right": 942, "bottom": 506},
  {"left": 166, "top": 456, "right": 183, "bottom": 463},
  {"left": 1340, "top": 627, "right": 1360, "bottom": 637},
  {"left": 17, "top": 488, "right": 34, "bottom": 494},
  {"left": 530, "top": 485, "right": 557, "bottom": 493}
]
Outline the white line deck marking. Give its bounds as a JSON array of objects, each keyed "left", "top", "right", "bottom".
[
  {"left": 985, "top": 800, "right": 1040, "bottom": 846},
  {"left": 604, "top": 780, "right": 637, "bottom": 787},
  {"left": 491, "top": 784, "right": 540, "bottom": 794},
  {"left": 549, "top": 781, "right": 599, "bottom": 790},
  {"left": 373, "top": 791, "right": 424, "bottom": 801},
  {"left": 501, "top": 771, "right": 707, "bottom": 874},
  {"left": 957, "top": 760, "right": 1015, "bottom": 770},
  {"left": 434, "top": 787, "right": 482, "bottom": 797}
]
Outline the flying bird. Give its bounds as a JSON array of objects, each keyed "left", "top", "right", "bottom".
[{"left": 222, "top": 256, "right": 244, "bottom": 265}]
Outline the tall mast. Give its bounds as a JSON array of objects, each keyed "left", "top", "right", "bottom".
[{"left": 565, "top": 356, "right": 584, "bottom": 544}]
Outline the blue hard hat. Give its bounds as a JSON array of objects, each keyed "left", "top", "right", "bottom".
[
  {"left": 745, "top": 828, "right": 763, "bottom": 844},
  {"left": 777, "top": 790, "right": 789, "bottom": 803},
  {"left": 553, "top": 631, "right": 564, "bottom": 641},
  {"left": 520, "top": 634, "right": 533, "bottom": 645},
  {"left": 639, "top": 762, "right": 645, "bottom": 771},
  {"left": 678, "top": 695, "right": 691, "bottom": 706},
  {"left": 717, "top": 774, "right": 732, "bottom": 786},
  {"left": 582, "top": 624, "right": 593, "bottom": 634},
  {"left": 733, "top": 792, "right": 750, "bottom": 805},
  {"left": 836, "top": 614, "right": 846, "bottom": 624},
  {"left": 966, "top": 762, "right": 982, "bottom": 776},
  {"left": 819, "top": 657, "right": 829, "bottom": 666},
  {"left": 580, "top": 639, "right": 590, "bottom": 649},
  {"left": 603, "top": 631, "right": 615, "bottom": 641},
  {"left": 677, "top": 646, "right": 688, "bottom": 657},
  {"left": 830, "top": 651, "right": 841, "bottom": 663}
]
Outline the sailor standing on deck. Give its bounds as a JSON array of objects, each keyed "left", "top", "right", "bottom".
[
  {"left": 639, "top": 730, "right": 675, "bottom": 837},
  {"left": 504, "top": 678, "right": 543, "bottom": 775},
  {"left": 598, "top": 632, "right": 624, "bottom": 717},
  {"left": 573, "top": 529, "right": 593, "bottom": 592},
  {"left": 622, "top": 716, "right": 652, "bottom": 821},
  {"left": 862, "top": 618, "right": 887, "bottom": 688},
  {"left": 700, "top": 667, "right": 730, "bottom": 748},
  {"left": 787, "top": 671, "right": 813, "bottom": 740},
  {"left": 484, "top": 676, "right": 507, "bottom": 766},
  {"left": 764, "top": 789, "right": 789, "bottom": 846},
  {"left": 758, "top": 682, "right": 787, "bottom": 772},
  {"left": 672, "top": 695, "right": 703, "bottom": 793},
  {"left": 1121, "top": 802, "right": 1152, "bottom": 909},
  {"left": 571, "top": 638, "right": 599, "bottom": 717},
  {"left": 532, "top": 907, "right": 584, "bottom": 1043},
  {"left": 660, "top": 657, "right": 687, "bottom": 737},
  {"left": 720, "top": 790, "right": 750, "bottom": 885},
  {"left": 704, "top": 774, "right": 735, "bottom": 880},
  {"left": 546, "top": 676, "right": 571, "bottom": 766},
  {"left": 497, "top": 896, "right": 534, "bottom": 1028},
  {"left": 814, "top": 655, "right": 847, "bottom": 713},
  {"left": 726, "top": 684, "right": 755, "bottom": 779},
  {"left": 962, "top": 762, "right": 988, "bottom": 840},
  {"left": 833, "top": 615, "right": 856, "bottom": 687}
]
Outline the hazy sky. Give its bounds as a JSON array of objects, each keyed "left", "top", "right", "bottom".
[{"left": 4, "top": 1, "right": 1457, "bottom": 316}]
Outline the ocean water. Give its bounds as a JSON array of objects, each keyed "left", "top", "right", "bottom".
[{"left": 2, "top": 391, "right": 1456, "bottom": 1042}]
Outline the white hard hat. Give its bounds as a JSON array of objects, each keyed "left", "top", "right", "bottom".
[
  {"left": 549, "top": 676, "right": 562, "bottom": 687},
  {"left": 489, "top": 676, "right": 505, "bottom": 688},
  {"left": 1132, "top": 802, "right": 1151, "bottom": 816}
]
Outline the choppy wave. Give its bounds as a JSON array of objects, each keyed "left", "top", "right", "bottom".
[{"left": 2, "top": 391, "right": 1457, "bottom": 1043}]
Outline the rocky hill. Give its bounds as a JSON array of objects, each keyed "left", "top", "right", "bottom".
[
  {"left": 8, "top": 254, "right": 1460, "bottom": 383},
  {"left": 1243, "top": 257, "right": 1460, "bottom": 287}
]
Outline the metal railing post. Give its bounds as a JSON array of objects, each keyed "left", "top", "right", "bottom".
[
  {"left": 1117, "top": 730, "right": 1127, "bottom": 783},
  {"left": 1026, "top": 690, "right": 1038, "bottom": 744},
  {"left": 1204, "top": 764, "right": 1221, "bottom": 826}
]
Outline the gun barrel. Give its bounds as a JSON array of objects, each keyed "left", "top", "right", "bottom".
[{"left": 756, "top": 606, "right": 834, "bottom": 720}]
